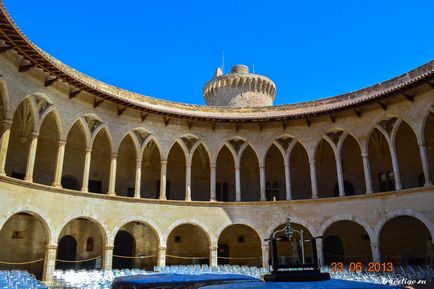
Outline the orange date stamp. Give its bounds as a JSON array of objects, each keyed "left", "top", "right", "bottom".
[{"left": 330, "top": 261, "right": 394, "bottom": 273}]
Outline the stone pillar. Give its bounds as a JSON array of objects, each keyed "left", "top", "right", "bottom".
[
  {"left": 185, "top": 161, "right": 192, "bottom": 201},
  {"left": 335, "top": 155, "right": 345, "bottom": 197},
  {"left": 284, "top": 160, "right": 292, "bottom": 200},
  {"left": 209, "top": 246, "right": 218, "bottom": 267},
  {"left": 316, "top": 238, "right": 324, "bottom": 267},
  {"left": 52, "top": 140, "right": 66, "bottom": 188},
  {"left": 259, "top": 165, "right": 266, "bottom": 201},
  {"left": 371, "top": 241, "right": 381, "bottom": 263},
  {"left": 361, "top": 152, "right": 373, "bottom": 194},
  {"left": 107, "top": 153, "right": 117, "bottom": 196},
  {"left": 81, "top": 147, "right": 92, "bottom": 192},
  {"left": 42, "top": 244, "right": 57, "bottom": 283},
  {"left": 0, "top": 119, "right": 12, "bottom": 176},
  {"left": 418, "top": 141, "right": 432, "bottom": 186},
  {"left": 210, "top": 163, "right": 216, "bottom": 202},
  {"left": 24, "top": 132, "right": 39, "bottom": 183},
  {"left": 158, "top": 246, "right": 166, "bottom": 267},
  {"left": 309, "top": 160, "right": 318, "bottom": 199},
  {"left": 389, "top": 144, "right": 402, "bottom": 191},
  {"left": 159, "top": 160, "right": 167, "bottom": 200},
  {"left": 102, "top": 245, "right": 114, "bottom": 270},
  {"left": 235, "top": 164, "right": 241, "bottom": 202},
  {"left": 134, "top": 158, "right": 142, "bottom": 198},
  {"left": 261, "top": 244, "right": 269, "bottom": 269}
]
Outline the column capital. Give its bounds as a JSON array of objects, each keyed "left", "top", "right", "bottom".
[
  {"left": 309, "top": 160, "right": 316, "bottom": 165},
  {"left": 104, "top": 245, "right": 114, "bottom": 250},
  {"left": 209, "top": 246, "right": 218, "bottom": 251},
  {"left": 209, "top": 163, "right": 216, "bottom": 169},
  {"left": 259, "top": 165, "right": 265, "bottom": 170},
  {"left": 111, "top": 152, "right": 118, "bottom": 159},
  {"left": 85, "top": 147, "right": 92, "bottom": 153},
  {"left": 46, "top": 244, "right": 58, "bottom": 250},
  {"left": 186, "top": 161, "right": 192, "bottom": 167},
  {"left": 30, "top": 132, "right": 39, "bottom": 138},
  {"left": 418, "top": 140, "right": 426, "bottom": 147},
  {"left": 136, "top": 158, "right": 142, "bottom": 166},
  {"left": 160, "top": 160, "right": 168, "bottom": 165},
  {"left": 57, "top": 140, "right": 67, "bottom": 146},
  {"left": 2, "top": 119, "right": 12, "bottom": 129},
  {"left": 361, "top": 152, "right": 369, "bottom": 158},
  {"left": 158, "top": 245, "right": 167, "bottom": 250},
  {"left": 234, "top": 164, "right": 240, "bottom": 170}
]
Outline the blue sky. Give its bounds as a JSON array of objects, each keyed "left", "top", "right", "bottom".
[{"left": 4, "top": 0, "right": 433, "bottom": 105}]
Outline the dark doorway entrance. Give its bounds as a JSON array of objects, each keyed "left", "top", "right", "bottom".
[
  {"left": 324, "top": 235, "right": 344, "bottom": 264},
  {"left": 113, "top": 230, "right": 135, "bottom": 269},
  {"left": 218, "top": 243, "right": 230, "bottom": 265},
  {"left": 56, "top": 235, "right": 77, "bottom": 270}
]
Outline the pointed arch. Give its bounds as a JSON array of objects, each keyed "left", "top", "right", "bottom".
[
  {"left": 166, "top": 141, "right": 186, "bottom": 200},
  {"left": 89, "top": 126, "right": 112, "bottom": 194},
  {"left": 191, "top": 143, "right": 210, "bottom": 201},
  {"left": 315, "top": 138, "right": 337, "bottom": 198},
  {"left": 216, "top": 144, "right": 236, "bottom": 201},
  {"left": 116, "top": 132, "right": 138, "bottom": 197},
  {"left": 264, "top": 143, "right": 285, "bottom": 200},
  {"left": 240, "top": 144, "right": 260, "bottom": 201},
  {"left": 141, "top": 138, "right": 161, "bottom": 199},
  {"left": 290, "top": 141, "right": 311, "bottom": 199},
  {"left": 368, "top": 128, "right": 394, "bottom": 192},
  {"left": 340, "top": 134, "right": 365, "bottom": 195}
]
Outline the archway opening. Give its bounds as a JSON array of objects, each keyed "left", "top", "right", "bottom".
[
  {"left": 265, "top": 144, "right": 285, "bottom": 201},
  {"left": 191, "top": 144, "right": 210, "bottom": 201},
  {"left": 341, "top": 135, "right": 365, "bottom": 195},
  {"left": 167, "top": 224, "right": 209, "bottom": 265},
  {"left": 316, "top": 139, "right": 337, "bottom": 198},
  {"left": 218, "top": 224, "right": 261, "bottom": 266},
  {"left": 56, "top": 235, "right": 77, "bottom": 270},
  {"left": 269, "top": 223, "right": 313, "bottom": 266},
  {"left": 141, "top": 139, "right": 161, "bottom": 199},
  {"left": 380, "top": 216, "right": 432, "bottom": 265},
  {"left": 5, "top": 100, "right": 34, "bottom": 179},
  {"left": 116, "top": 134, "right": 136, "bottom": 197},
  {"left": 89, "top": 129, "right": 111, "bottom": 194},
  {"left": 34, "top": 111, "right": 59, "bottom": 185},
  {"left": 0, "top": 212, "right": 48, "bottom": 279},
  {"left": 240, "top": 146, "right": 260, "bottom": 201},
  {"left": 290, "top": 142, "right": 311, "bottom": 199},
  {"left": 323, "top": 220, "right": 372, "bottom": 264},
  {"left": 56, "top": 218, "right": 104, "bottom": 270},
  {"left": 167, "top": 142, "right": 186, "bottom": 200},
  {"left": 62, "top": 121, "right": 86, "bottom": 190},
  {"left": 216, "top": 145, "right": 235, "bottom": 201},
  {"left": 113, "top": 222, "right": 159, "bottom": 270},
  {"left": 369, "top": 128, "right": 394, "bottom": 192},
  {"left": 396, "top": 121, "right": 424, "bottom": 189},
  {"left": 425, "top": 112, "right": 434, "bottom": 182}
]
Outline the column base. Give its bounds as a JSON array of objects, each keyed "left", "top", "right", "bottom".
[
  {"left": 52, "top": 183, "right": 62, "bottom": 188},
  {"left": 107, "top": 192, "right": 116, "bottom": 196},
  {"left": 159, "top": 196, "right": 167, "bottom": 201}
]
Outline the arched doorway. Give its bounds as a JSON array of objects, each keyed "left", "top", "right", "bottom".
[
  {"left": 240, "top": 146, "right": 260, "bottom": 201},
  {"left": 56, "top": 218, "right": 104, "bottom": 270},
  {"left": 290, "top": 142, "right": 311, "bottom": 199},
  {"left": 191, "top": 144, "right": 210, "bottom": 201},
  {"left": 269, "top": 223, "right": 313, "bottom": 266},
  {"left": 265, "top": 144, "right": 285, "bottom": 201},
  {"left": 112, "top": 222, "right": 159, "bottom": 270},
  {"left": 56, "top": 235, "right": 77, "bottom": 270},
  {"left": 218, "top": 224, "right": 261, "bottom": 266},
  {"left": 167, "top": 142, "right": 186, "bottom": 200},
  {"left": 380, "top": 216, "right": 432, "bottom": 265},
  {"left": 0, "top": 212, "right": 48, "bottom": 279},
  {"left": 113, "top": 231, "right": 135, "bottom": 269},
  {"left": 316, "top": 139, "right": 337, "bottom": 198},
  {"left": 323, "top": 220, "right": 372, "bottom": 264},
  {"left": 167, "top": 224, "right": 209, "bottom": 265},
  {"left": 216, "top": 145, "right": 235, "bottom": 201}
]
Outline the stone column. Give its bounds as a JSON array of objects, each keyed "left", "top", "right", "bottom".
[
  {"left": 235, "top": 164, "right": 241, "bottom": 202},
  {"left": 102, "top": 245, "right": 114, "bottom": 270},
  {"left": 309, "top": 160, "right": 318, "bottom": 199},
  {"left": 81, "top": 147, "right": 92, "bottom": 192},
  {"left": 42, "top": 244, "right": 57, "bottom": 283},
  {"left": 24, "top": 132, "right": 39, "bottom": 183},
  {"left": 134, "top": 158, "right": 142, "bottom": 198},
  {"left": 185, "top": 161, "right": 192, "bottom": 201},
  {"left": 259, "top": 165, "right": 266, "bottom": 201},
  {"left": 0, "top": 119, "right": 12, "bottom": 176},
  {"left": 389, "top": 144, "right": 402, "bottom": 191},
  {"left": 210, "top": 163, "right": 216, "bottom": 202},
  {"left": 316, "top": 238, "right": 324, "bottom": 267},
  {"left": 209, "top": 246, "right": 218, "bottom": 267},
  {"left": 107, "top": 153, "right": 117, "bottom": 196},
  {"left": 371, "top": 241, "right": 381, "bottom": 263},
  {"left": 361, "top": 152, "right": 373, "bottom": 194},
  {"left": 335, "top": 155, "right": 345, "bottom": 197},
  {"left": 52, "top": 140, "right": 66, "bottom": 188},
  {"left": 418, "top": 141, "right": 432, "bottom": 186},
  {"left": 261, "top": 244, "right": 269, "bottom": 269},
  {"left": 159, "top": 160, "right": 167, "bottom": 200},
  {"left": 284, "top": 160, "right": 292, "bottom": 200},
  {"left": 158, "top": 246, "right": 167, "bottom": 267}
]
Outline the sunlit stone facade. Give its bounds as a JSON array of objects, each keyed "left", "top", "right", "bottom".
[{"left": 0, "top": 3, "right": 433, "bottom": 283}]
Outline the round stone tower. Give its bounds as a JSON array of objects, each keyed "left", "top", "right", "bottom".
[{"left": 203, "top": 64, "right": 276, "bottom": 107}]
